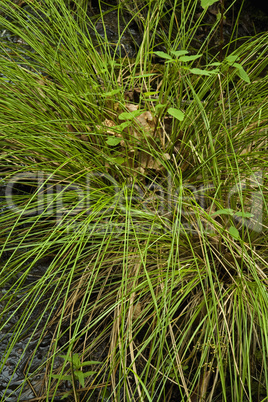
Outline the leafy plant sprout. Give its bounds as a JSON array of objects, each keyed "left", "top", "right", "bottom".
[{"left": 0, "top": 0, "right": 268, "bottom": 401}]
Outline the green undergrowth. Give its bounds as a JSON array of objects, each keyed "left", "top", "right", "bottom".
[{"left": 0, "top": 0, "right": 268, "bottom": 401}]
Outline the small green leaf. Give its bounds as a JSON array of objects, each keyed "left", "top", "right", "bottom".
[
  {"left": 201, "top": 0, "right": 219, "bottom": 8},
  {"left": 81, "top": 370, "right": 97, "bottom": 376},
  {"left": 143, "top": 91, "right": 159, "bottom": 97},
  {"left": 118, "top": 110, "right": 142, "bottom": 120},
  {"left": 233, "top": 63, "right": 250, "bottom": 83},
  {"left": 226, "top": 54, "right": 239, "bottom": 64},
  {"left": 72, "top": 353, "right": 81, "bottom": 368},
  {"left": 189, "top": 68, "right": 214, "bottom": 76},
  {"left": 117, "top": 121, "right": 131, "bottom": 130},
  {"left": 178, "top": 55, "right": 202, "bottom": 62},
  {"left": 61, "top": 391, "right": 72, "bottom": 399},
  {"left": 101, "top": 89, "right": 121, "bottom": 97},
  {"left": 170, "top": 50, "right": 189, "bottom": 57},
  {"left": 75, "top": 371, "right": 85, "bottom": 388},
  {"left": 110, "top": 157, "right": 125, "bottom": 165},
  {"left": 155, "top": 104, "right": 167, "bottom": 113},
  {"left": 167, "top": 108, "right": 185, "bottom": 121},
  {"left": 106, "top": 137, "right": 121, "bottom": 146},
  {"left": 232, "top": 62, "right": 242, "bottom": 69},
  {"left": 59, "top": 354, "right": 72, "bottom": 362},
  {"left": 211, "top": 208, "right": 234, "bottom": 216},
  {"left": 51, "top": 374, "right": 62, "bottom": 379},
  {"left": 216, "top": 12, "right": 222, "bottom": 21},
  {"left": 229, "top": 226, "right": 240, "bottom": 239},
  {"left": 63, "top": 375, "right": 73, "bottom": 382},
  {"left": 154, "top": 51, "right": 172, "bottom": 60},
  {"left": 80, "top": 360, "right": 102, "bottom": 367},
  {"left": 234, "top": 211, "right": 254, "bottom": 218}
]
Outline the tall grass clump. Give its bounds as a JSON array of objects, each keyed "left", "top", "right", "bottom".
[{"left": 0, "top": 0, "right": 268, "bottom": 400}]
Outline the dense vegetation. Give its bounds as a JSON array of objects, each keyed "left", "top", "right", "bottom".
[{"left": 0, "top": 0, "right": 268, "bottom": 400}]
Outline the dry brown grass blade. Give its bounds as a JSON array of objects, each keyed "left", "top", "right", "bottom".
[{"left": 190, "top": 369, "right": 212, "bottom": 402}]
